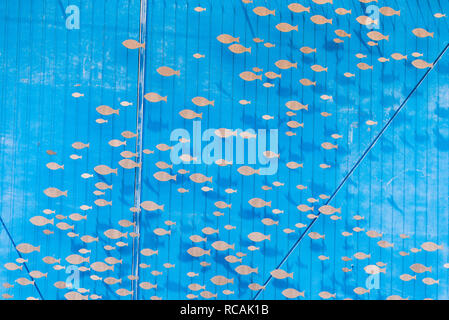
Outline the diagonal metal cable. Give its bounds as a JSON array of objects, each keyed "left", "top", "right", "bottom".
[
  {"left": 0, "top": 217, "right": 44, "bottom": 300},
  {"left": 131, "top": 0, "right": 148, "bottom": 301},
  {"left": 253, "top": 42, "right": 449, "bottom": 300}
]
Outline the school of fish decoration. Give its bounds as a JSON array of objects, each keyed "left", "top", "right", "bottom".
[{"left": 1, "top": 0, "right": 449, "bottom": 300}]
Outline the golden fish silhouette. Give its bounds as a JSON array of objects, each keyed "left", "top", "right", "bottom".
[
  {"left": 140, "top": 201, "right": 164, "bottom": 211},
  {"left": 94, "top": 165, "right": 117, "bottom": 175},
  {"left": 239, "top": 71, "right": 262, "bottom": 81},
  {"left": 265, "top": 71, "right": 281, "bottom": 79},
  {"left": 311, "top": 64, "right": 328, "bottom": 72},
  {"left": 310, "top": 15, "right": 332, "bottom": 25},
  {"left": 354, "top": 252, "right": 371, "bottom": 260},
  {"left": 248, "top": 198, "right": 271, "bottom": 208},
  {"left": 297, "top": 204, "right": 314, "bottom": 212},
  {"left": 318, "top": 205, "right": 341, "bottom": 215},
  {"left": 288, "top": 3, "right": 310, "bottom": 13},
  {"left": 215, "top": 201, "right": 231, "bottom": 209},
  {"left": 109, "top": 139, "right": 126, "bottom": 147},
  {"left": 189, "top": 173, "right": 212, "bottom": 183},
  {"left": 335, "top": 8, "right": 351, "bottom": 15},
  {"left": 179, "top": 109, "right": 202, "bottom": 119},
  {"left": 187, "top": 247, "right": 210, "bottom": 257},
  {"left": 319, "top": 292, "right": 336, "bottom": 299},
  {"left": 412, "top": 28, "right": 434, "bottom": 38},
  {"left": 122, "top": 39, "right": 144, "bottom": 49},
  {"left": 64, "top": 291, "right": 88, "bottom": 300},
  {"left": 410, "top": 263, "right": 431, "bottom": 273},
  {"left": 120, "top": 101, "right": 133, "bottom": 106},
  {"left": 4, "top": 263, "right": 22, "bottom": 271},
  {"left": 286, "top": 162, "right": 303, "bottom": 169},
  {"left": 308, "top": 232, "right": 325, "bottom": 240},
  {"left": 271, "top": 269, "right": 293, "bottom": 279},
  {"left": 237, "top": 166, "right": 260, "bottom": 176},
  {"left": 190, "top": 235, "right": 207, "bottom": 243},
  {"left": 287, "top": 121, "right": 304, "bottom": 129},
  {"left": 193, "top": 7, "right": 206, "bottom": 12},
  {"left": 421, "top": 242, "right": 443, "bottom": 252},
  {"left": 157, "top": 66, "right": 180, "bottom": 77},
  {"left": 300, "top": 78, "right": 316, "bottom": 86},
  {"left": 354, "top": 287, "right": 370, "bottom": 295},
  {"left": 120, "top": 151, "right": 137, "bottom": 158},
  {"left": 216, "top": 34, "right": 239, "bottom": 44},
  {"left": 95, "top": 182, "right": 112, "bottom": 190},
  {"left": 202, "top": 227, "right": 219, "bottom": 235},
  {"left": 275, "top": 60, "right": 297, "bottom": 69},
  {"left": 141, "top": 248, "right": 158, "bottom": 256},
  {"left": 282, "top": 288, "right": 305, "bottom": 299},
  {"left": 356, "top": 16, "right": 378, "bottom": 26},
  {"left": 357, "top": 62, "right": 373, "bottom": 70},
  {"left": 116, "top": 289, "right": 133, "bottom": 297},
  {"left": 29, "top": 216, "right": 54, "bottom": 227},
  {"left": 235, "top": 265, "right": 258, "bottom": 275},
  {"left": 144, "top": 92, "right": 167, "bottom": 102},
  {"left": 212, "top": 241, "right": 235, "bottom": 251},
  {"left": 44, "top": 187, "right": 67, "bottom": 198},
  {"left": 286, "top": 101, "right": 308, "bottom": 111},
  {"left": 192, "top": 96, "right": 214, "bottom": 106},
  {"left": 121, "top": 131, "right": 137, "bottom": 139},
  {"left": 261, "top": 218, "right": 279, "bottom": 226},
  {"left": 56, "top": 222, "right": 74, "bottom": 230},
  {"left": 335, "top": 29, "right": 351, "bottom": 38},
  {"left": 72, "top": 142, "right": 89, "bottom": 149},
  {"left": 46, "top": 162, "right": 64, "bottom": 170},
  {"left": 118, "top": 159, "right": 141, "bottom": 169},
  {"left": 300, "top": 47, "right": 316, "bottom": 54},
  {"left": 248, "top": 283, "right": 265, "bottom": 291},
  {"left": 104, "top": 229, "right": 127, "bottom": 240},
  {"left": 276, "top": 23, "right": 298, "bottom": 32},
  {"left": 321, "top": 142, "right": 338, "bottom": 150},
  {"left": 248, "top": 232, "right": 270, "bottom": 242},
  {"left": 377, "top": 240, "right": 394, "bottom": 248},
  {"left": 253, "top": 6, "right": 275, "bottom": 16},
  {"left": 81, "top": 235, "right": 98, "bottom": 243},
  {"left": 390, "top": 53, "right": 407, "bottom": 60},
  {"left": 154, "top": 228, "right": 171, "bottom": 236},
  {"left": 412, "top": 59, "right": 433, "bottom": 69},
  {"left": 225, "top": 255, "right": 242, "bottom": 263},
  {"left": 66, "top": 254, "right": 89, "bottom": 265},
  {"left": 367, "top": 31, "right": 389, "bottom": 41},
  {"left": 153, "top": 171, "right": 176, "bottom": 181},
  {"left": 193, "top": 53, "right": 205, "bottom": 59},
  {"left": 422, "top": 278, "right": 439, "bottom": 285},
  {"left": 229, "top": 43, "right": 251, "bottom": 54},
  {"left": 380, "top": 6, "right": 400, "bottom": 16}
]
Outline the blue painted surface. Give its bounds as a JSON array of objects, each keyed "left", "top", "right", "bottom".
[{"left": 0, "top": 0, "right": 448, "bottom": 300}]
